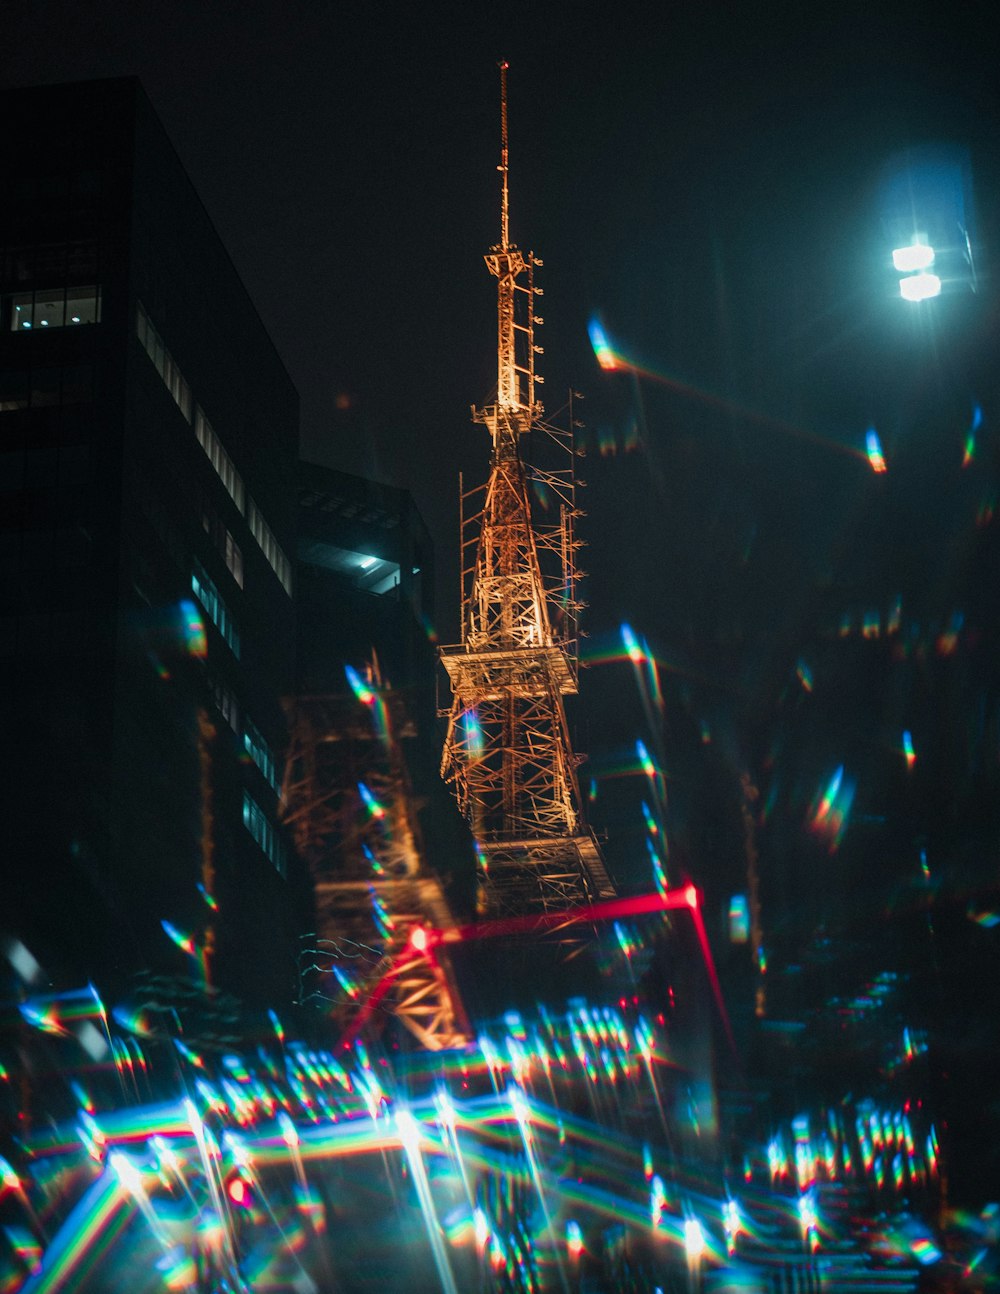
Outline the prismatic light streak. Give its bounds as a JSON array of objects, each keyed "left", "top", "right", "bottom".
[
  {"left": 396, "top": 1108, "right": 460, "bottom": 1294},
  {"left": 963, "top": 403, "right": 982, "bottom": 467},
  {"left": 345, "top": 662, "right": 390, "bottom": 742},
  {"left": 7, "top": 1005, "right": 943, "bottom": 1290},
  {"left": 866, "top": 428, "right": 888, "bottom": 473},
  {"left": 589, "top": 314, "right": 867, "bottom": 462},
  {"left": 508, "top": 1085, "right": 563, "bottom": 1279},
  {"left": 20, "top": 1168, "right": 130, "bottom": 1294},
  {"left": 347, "top": 886, "right": 737, "bottom": 1059}
]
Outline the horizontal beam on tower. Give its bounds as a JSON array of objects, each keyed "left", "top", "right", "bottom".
[{"left": 440, "top": 642, "right": 576, "bottom": 696}]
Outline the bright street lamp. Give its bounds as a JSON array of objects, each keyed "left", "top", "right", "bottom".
[
  {"left": 898, "top": 271, "right": 942, "bottom": 303},
  {"left": 891, "top": 241, "right": 935, "bottom": 273}
]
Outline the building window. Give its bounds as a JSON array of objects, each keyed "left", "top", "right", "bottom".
[
  {"left": 0, "top": 364, "right": 92, "bottom": 413},
  {"left": 225, "top": 529, "right": 244, "bottom": 588},
  {"left": 242, "top": 792, "right": 287, "bottom": 878},
  {"left": 244, "top": 715, "right": 279, "bottom": 792},
  {"left": 200, "top": 500, "right": 244, "bottom": 588},
  {"left": 137, "top": 305, "right": 291, "bottom": 600},
  {"left": 6, "top": 285, "right": 101, "bottom": 331},
  {"left": 29, "top": 368, "right": 60, "bottom": 407},
  {"left": 210, "top": 676, "right": 240, "bottom": 732},
  {"left": 191, "top": 559, "right": 240, "bottom": 658},
  {"left": 60, "top": 365, "right": 94, "bottom": 405},
  {"left": 0, "top": 370, "right": 28, "bottom": 412},
  {"left": 136, "top": 306, "right": 289, "bottom": 601},
  {"left": 135, "top": 301, "right": 192, "bottom": 423},
  {"left": 248, "top": 496, "right": 292, "bottom": 595},
  {"left": 194, "top": 406, "right": 245, "bottom": 513}
]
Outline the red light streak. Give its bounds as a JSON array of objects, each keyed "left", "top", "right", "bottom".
[
  {"left": 443, "top": 885, "right": 697, "bottom": 943},
  {"left": 347, "top": 885, "right": 738, "bottom": 1059}
]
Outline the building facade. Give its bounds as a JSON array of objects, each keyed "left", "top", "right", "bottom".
[{"left": 0, "top": 78, "right": 305, "bottom": 1007}]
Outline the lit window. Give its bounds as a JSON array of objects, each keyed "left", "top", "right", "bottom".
[
  {"left": 135, "top": 302, "right": 192, "bottom": 423},
  {"left": 247, "top": 496, "right": 292, "bottom": 595},
  {"left": 244, "top": 715, "right": 279, "bottom": 791},
  {"left": 224, "top": 529, "right": 243, "bottom": 587},
  {"left": 7, "top": 286, "right": 101, "bottom": 331},
  {"left": 191, "top": 559, "right": 240, "bottom": 658},
  {"left": 242, "top": 791, "right": 287, "bottom": 877},
  {"left": 195, "top": 407, "right": 245, "bottom": 513}
]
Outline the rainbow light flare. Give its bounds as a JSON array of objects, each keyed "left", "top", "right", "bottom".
[
  {"left": 461, "top": 708, "right": 485, "bottom": 757},
  {"left": 811, "top": 764, "right": 855, "bottom": 850},
  {"left": 621, "top": 622, "right": 644, "bottom": 665},
  {"left": 344, "top": 663, "right": 374, "bottom": 705},
  {"left": 587, "top": 316, "right": 619, "bottom": 371},
  {"left": 962, "top": 403, "right": 982, "bottom": 467},
  {"left": 159, "top": 919, "right": 196, "bottom": 958},
  {"left": 345, "top": 662, "right": 390, "bottom": 742},
  {"left": 2, "top": 979, "right": 946, "bottom": 1294},
  {"left": 357, "top": 781, "right": 386, "bottom": 820},
  {"left": 588, "top": 318, "right": 866, "bottom": 461},
  {"left": 178, "top": 599, "right": 207, "bottom": 657},
  {"left": 866, "top": 428, "right": 887, "bottom": 473}
]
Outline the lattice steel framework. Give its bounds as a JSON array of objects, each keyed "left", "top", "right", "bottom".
[
  {"left": 440, "top": 64, "right": 614, "bottom": 919},
  {"left": 281, "top": 680, "right": 470, "bottom": 1051}
]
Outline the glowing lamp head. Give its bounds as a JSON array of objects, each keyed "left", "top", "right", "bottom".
[
  {"left": 899, "top": 271, "right": 941, "bottom": 302},
  {"left": 683, "top": 883, "right": 699, "bottom": 909},
  {"left": 892, "top": 241, "right": 935, "bottom": 273},
  {"left": 409, "top": 925, "right": 430, "bottom": 953}
]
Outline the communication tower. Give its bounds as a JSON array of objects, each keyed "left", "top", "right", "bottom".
[
  {"left": 282, "top": 676, "right": 470, "bottom": 1051},
  {"left": 440, "top": 64, "right": 614, "bottom": 918}
]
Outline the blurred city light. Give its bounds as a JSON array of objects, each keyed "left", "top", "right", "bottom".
[
  {"left": 899, "top": 272, "right": 942, "bottom": 302},
  {"left": 683, "top": 1216, "right": 706, "bottom": 1262},
  {"left": 879, "top": 144, "right": 976, "bottom": 298},
  {"left": 891, "top": 241, "right": 935, "bottom": 273}
]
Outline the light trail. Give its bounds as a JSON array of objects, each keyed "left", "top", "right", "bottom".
[
  {"left": 3, "top": 992, "right": 942, "bottom": 1294},
  {"left": 588, "top": 314, "right": 867, "bottom": 462}
]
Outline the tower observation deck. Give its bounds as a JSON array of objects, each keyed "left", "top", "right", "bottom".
[{"left": 440, "top": 64, "right": 615, "bottom": 919}]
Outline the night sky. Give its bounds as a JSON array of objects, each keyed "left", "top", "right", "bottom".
[
  {"left": 6, "top": 2, "right": 998, "bottom": 618},
  {"left": 6, "top": 1, "right": 1000, "bottom": 1160}
]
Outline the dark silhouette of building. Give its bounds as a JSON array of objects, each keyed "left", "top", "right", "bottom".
[
  {"left": 291, "top": 459, "right": 476, "bottom": 935},
  {"left": 295, "top": 460, "right": 434, "bottom": 704},
  {"left": 0, "top": 78, "right": 307, "bottom": 1007}
]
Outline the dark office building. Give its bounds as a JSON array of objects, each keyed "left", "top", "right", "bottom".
[
  {"left": 292, "top": 460, "right": 475, "bottom": 918},
  {"left": 296, "top": 460, "right": 435, "bottom": 704},
  {"left": 0, "top": 79, "right": 306, "bottom": 1008}
]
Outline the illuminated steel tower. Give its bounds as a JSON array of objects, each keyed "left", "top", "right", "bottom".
[
  {"left": 440, "top": 64, "right": 614, "bottom": 918},
  {"left": 282, "top": 675, "right": 470, "bottom": 1051}
]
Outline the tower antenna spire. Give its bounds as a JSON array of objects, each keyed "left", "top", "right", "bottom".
[
  {"left": 499, "top": 60, "right": 510, "bottom": 251},
  {"left": 481, "top": 61, "right": 539, "bottom": 425}
]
